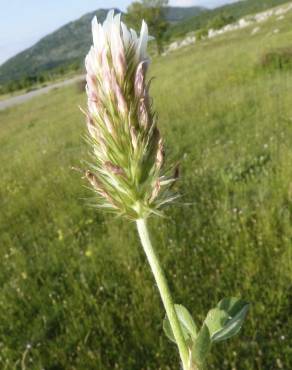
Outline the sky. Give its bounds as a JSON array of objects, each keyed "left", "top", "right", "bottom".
[{"left": 0, "top": 0, "right": 238, "bottom": 65}]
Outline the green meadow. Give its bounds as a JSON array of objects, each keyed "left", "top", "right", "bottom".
[{"left": 0, "top": 11, "right": 292, "bottom": 370}]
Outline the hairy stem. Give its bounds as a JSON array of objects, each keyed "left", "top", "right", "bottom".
[{"left": 136, "top": 218, "right": 190, "bottom": 370}]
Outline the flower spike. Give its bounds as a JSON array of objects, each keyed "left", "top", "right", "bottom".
[{"left": 83, "top": 11, "right": 176, "bottom": 220}]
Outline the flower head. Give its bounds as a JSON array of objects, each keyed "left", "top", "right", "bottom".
[{"left": 83, "top": 10, "right": 177, "bottom": 220}]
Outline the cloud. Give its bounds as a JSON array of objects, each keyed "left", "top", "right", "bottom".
[
  {"left": 170, "top": 0, "right": 200, "bottom": 5},
  {"left": 169, "top": 0, "right": 238, "bottom": 8}
]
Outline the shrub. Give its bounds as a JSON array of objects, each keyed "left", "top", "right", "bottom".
[
  {"left": 207, "top": 14, "right": 236, "bottom": 30},
  {"left": 195, "top": 28, "right": 208, "bottom": 41},
  {"left": 259, "top": 47, "right": 292, "bottom": 72}
]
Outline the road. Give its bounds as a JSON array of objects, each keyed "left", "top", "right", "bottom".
[{"left": 0, "top": 75, "right": 84, "bottom": 111}]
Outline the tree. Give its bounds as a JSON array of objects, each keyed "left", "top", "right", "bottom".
[{"left": 125, "top": 0, "right": 169, "bottom": 55}]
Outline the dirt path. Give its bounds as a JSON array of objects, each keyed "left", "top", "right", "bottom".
[{"left": 0, "top": 75, "right": 84, "bottom": 111}]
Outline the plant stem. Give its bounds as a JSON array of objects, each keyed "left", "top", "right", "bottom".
[{"left": 136, "top": 218, "right": 190, "bottom": 370}]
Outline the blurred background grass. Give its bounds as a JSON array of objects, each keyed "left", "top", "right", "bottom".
[{"left": 0, "top": 11, "right": 292, "bottom": 370}]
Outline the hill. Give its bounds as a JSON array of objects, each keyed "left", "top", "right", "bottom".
[
  {"left": 0, "top": 0, "right": 289, "bottom": 87},
  {"left": 163, "top": 6, "right": 205, "bottom": 23},
  {"left": 0, "top": 6, "right": 204, "bottom": 86},
  {"left": 0, "top": 9, "right": 114, "bottom": 85},
  {"left": 169, "top": 0, "right": 291, "bottom": 37}
]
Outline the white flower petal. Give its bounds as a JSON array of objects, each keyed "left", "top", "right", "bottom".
[
  {"left": 138, "top": 21, "right": 148, "bottom": 61},
  {"left": 91, "top": 16, "right": 99, "bottom": 46},
  {"left": 91, "top": 16, "right": 107, "bottom": 56},
  {"left": 103, "top": 9, "right": 115, "bottom": 38},
  {"left": 130, "top": 28, "right": 138, "bottom": 43},
  {"left": 113, "top": 13, "right": 121, "bottom": 28},
  {"left": 121, "top": 22, "right": 131, "bottom": 49},
  {"left": 108, "top": 13, "right": 125, "bottom": 79}
]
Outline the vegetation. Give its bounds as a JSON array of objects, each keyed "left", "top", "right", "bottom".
[
  {"left": 207, "top": 13, "right": 235, "bottom": 30},
  {"left": 0, "top": 5, "right": 203, "bottom": 91},
  {"left": 169, "top": 0, "right": 290, "bottom": 38},
  {"left": 195, "top": 28, "right": 208, "bottom": 41},
  {"left": 126, "top": 0, "right": 170, "bottom": 55},
  {"left": 0, "top": 6, "right": 292, "bottom": 370},
  {"left": 259, "top": 46, "right": 292, "bottom": 72},
  {"left": 1, "top": 0, "right": 289, "bottom": 91},
  {"left": 0, "top": 61, "right": 81, "bottom": 95},
  {"left": 0, "top": 9, "right": 112, "bottom": 87}
]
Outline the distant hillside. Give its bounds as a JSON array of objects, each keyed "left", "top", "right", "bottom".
[
  {"left": 163, "top": 6, "right": 205, "bottom": 23},
  {"left": 0, "top": 9, "right": 119, "bottom": 85},
  {"left": 0, "top": 6, "right": 204, "bottom": 85},
  {"left": 169, "top": 0, "right": 291, "bottom": 37},
  {"left": 1, "top": 1, "right": 288, "bottom": 86}
]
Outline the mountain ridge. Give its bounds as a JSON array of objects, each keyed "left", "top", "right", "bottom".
[
  {"left": 1, "top": 1, "right": 290, "bottom": 86},
  {"left": 0, "top": 6, "right": 204, "bottom": 85},
  {"left": 169, "top": 0, "right": 291, "bottom": 38}
]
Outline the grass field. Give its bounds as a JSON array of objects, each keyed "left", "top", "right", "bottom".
[{"left": 0, "top": 10, "right": 292, "bottom": 370}]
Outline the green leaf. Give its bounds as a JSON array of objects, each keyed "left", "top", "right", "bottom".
[
  {"left": 211, "top": 297, "right": 250, "bottom": 343},
  {"left": 163, "top": 304, "right": 198, "bottom": 344},
  {"left": 217, "top": 297, "right": 248, "bottom": 316},
  {"left": 204, "top": 308, "right": 229, "bottom": 338},
  {"left": 175, "top": 304, "right": 198, "bottom": 340},
  {"left": 191, "top": 324, "right": 211, "bottom": 366},
  {"left": 163, "top": 314, "right": 175, "bottom": 343}
]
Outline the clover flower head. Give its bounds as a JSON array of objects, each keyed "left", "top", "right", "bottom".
[{"left": 83, "top": 10, "right": 177, "bottom": 220}]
